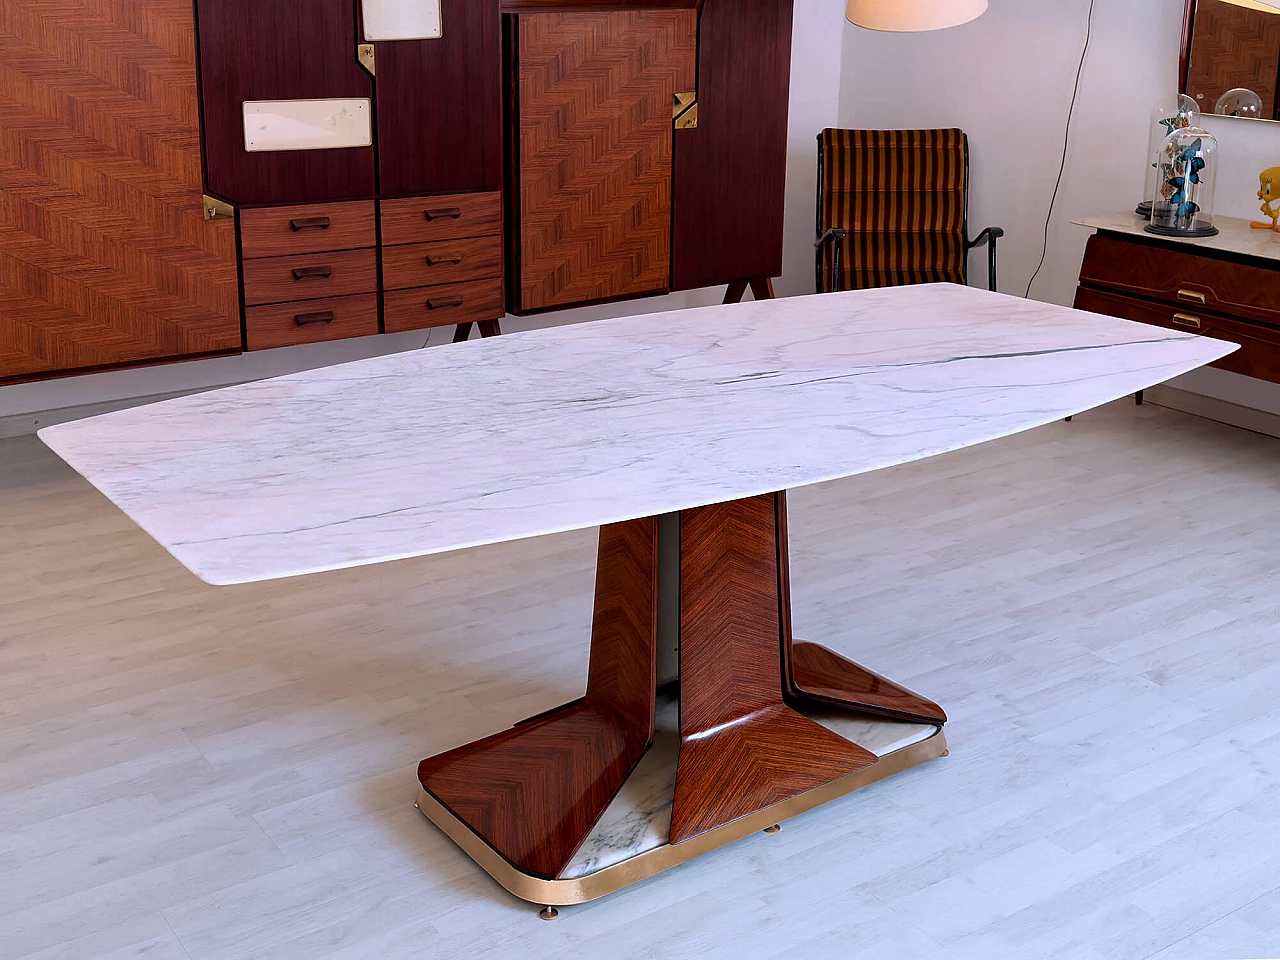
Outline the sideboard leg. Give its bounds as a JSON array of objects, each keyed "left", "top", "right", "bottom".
[
  {"left": 453, "top": 323, "right": 475, "bottom": 343},
  {"left": 1135, "top": 390, "right": 1145, "bottom": 405},
  {"left": 723, "top": 280, "right": 749, "bottom": 304},
  {"left": 478, "top": 319, "right": 503, "bottom": 338}
]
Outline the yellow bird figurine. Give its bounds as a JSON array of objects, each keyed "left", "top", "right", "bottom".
[{"left": 1253, "top": 166, "right": 1280, "bottom": 230}]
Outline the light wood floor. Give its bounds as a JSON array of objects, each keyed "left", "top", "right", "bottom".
[{"left": 4, "top": 401, "right": 1280, "bottom": 960}]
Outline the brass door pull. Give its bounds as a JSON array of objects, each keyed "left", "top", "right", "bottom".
[
  {"left": 294, "top": 310, "right": 335, "bottom": 326},
  {"left": 424, "top": 207, "right": 463, "bottom": 221},
  {"left": 289, "top": 216, "right": 332, "bottom": 232},
  {"left": 1177, "top": 288, "right": 1207, "bottom": 304},
  {"left": 426, "top": 254, "right": 464, "bottom": 266},
  {"left": 426, "top": 296, "right": 465, "bottom": 310},
  {"left": 1172, "top": 313, "right": 1202, "bottom": 329},
  {"left": 291, "top": 265, "right": 333, "bottom": 281}
]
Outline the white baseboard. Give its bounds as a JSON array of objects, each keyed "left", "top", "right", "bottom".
[
  {"left": 0, "top": 389, "right": 207, "bottom": 439},
  {"left": 1145, "top": 384, "right": 1280, "bottom": 440}
]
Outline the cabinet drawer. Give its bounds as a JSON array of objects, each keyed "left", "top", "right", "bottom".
[
  {"left": 1074, "top": 287, "right": 1265, "bottom": 381},
  {"left": 244, "top": 293, "right": 379, "bottom": 351},
  {"left": 242, "top": 249, "right": 377, "bottom": 306},
  {"left": 382, "top": 236, "right": 502, "bottom": 290},
  {"left": 240, "top": 201, "right": 376, "bottom": 258},
  {"left": 380, "top": 192, "right": 502, "bottom": 245},
  {"left": 1080, "top": 232, "right": 1280, "bottom": 326},
  {"left": 383, "top": 280, "right": 505, "bottom": 333}
]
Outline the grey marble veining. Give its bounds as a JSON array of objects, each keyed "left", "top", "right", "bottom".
[
  {"left": 560, "top": 693, "right": 939, "bottom": 880},
  {"left": 38, "top": 284, "right": 1236, "bottom": 585}
]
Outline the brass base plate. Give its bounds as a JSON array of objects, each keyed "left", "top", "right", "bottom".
[{"left": 415, "top": 728, "right": 948, "bottom": 906}]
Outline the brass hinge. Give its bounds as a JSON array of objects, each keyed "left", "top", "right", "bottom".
[
  {"left": 674, "top": 91, "right": 698, "bottom": 130},
  {"left": 358, "top": 44, "right": 376, "bottom": 76},
  {"left": 203, "top": 194, "right": 234, "bottom": 221}
]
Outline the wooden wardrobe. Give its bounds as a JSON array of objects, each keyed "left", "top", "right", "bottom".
[{"left": 0, "top": 0, "right": 794, "bottom": 385}]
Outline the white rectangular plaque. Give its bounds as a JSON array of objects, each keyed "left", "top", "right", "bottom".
[
  {"left": 362, "top": 0, "right": 442, "bottom": 41},
  {"left": 242, "top": 99, "right": 372, "bottom": 153}
]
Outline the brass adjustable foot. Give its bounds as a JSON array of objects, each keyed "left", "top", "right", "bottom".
[
  {"left": 539, "top": 906, "right": 559, "bottom": 921},
  {"left": 763, "top": 824, "right": 781, "bottom": 834}
]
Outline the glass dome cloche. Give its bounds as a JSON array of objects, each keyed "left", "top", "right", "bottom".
[
  {"left": 1146, "top": 126, "right": 1219, "bottom": 239},
  {"left": 1137, "top": 94, "right": 1199, "bottom": 219}
]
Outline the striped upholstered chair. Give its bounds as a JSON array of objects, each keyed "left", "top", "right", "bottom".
[{"left": 815, "top": 128, "right": 1003, "bottom": 293}]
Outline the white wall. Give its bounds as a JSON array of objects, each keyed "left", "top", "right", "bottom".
[
  {"left": 838, "top": 0, "right": 1280, "bottom": 412},
  {"left": 0, "top": 0, "right": 845, "bottom": 429}
]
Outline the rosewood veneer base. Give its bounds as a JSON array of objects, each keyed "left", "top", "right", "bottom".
[{"left": 417, "top": 491, "right": 948, "bottom": 902}]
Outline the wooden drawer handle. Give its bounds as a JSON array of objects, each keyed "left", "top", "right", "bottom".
[
  {"left": 289, "top": 216, "right": 332, "bottom": 232},
  {"left": 426, "top": 296, "right": 465, "bottom": 310},
  {"left": 1177, "top": 288, "right": 1207, "bottom": 304},
  {"left": 291, "top": 265, "right": 333, "bottom": 281},
  {"left": 426, "top": 253, "right": 464, "bottom": 266},
  {"left": 424, "top": 207, "right": 463, "bottom": 221},
  {"left": 294, "top": 310, "right": 335, "bottom": 327},
  {"left": 1172, "top": 313, "right": 1202, "bottom": 329}
]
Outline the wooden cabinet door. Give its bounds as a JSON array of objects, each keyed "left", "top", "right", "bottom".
[
  {"left": 0, "top": 0, "right": 241, "bottom": 383},
  {"left": 369, "top": 0, "right": 503, "bottom": 199},
  {"left": 196, "top": 0, "right": 376, "bottom": 205},
  {"left": 512, "top": 10, "right": 697, "bottom": 313},
  {"left": 672, "top": 0, "right": 794, "bottom": 291}
]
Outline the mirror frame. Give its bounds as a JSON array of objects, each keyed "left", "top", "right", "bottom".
[{"left": 1179, "top": 0, "right": 1196, "bottom": 96}]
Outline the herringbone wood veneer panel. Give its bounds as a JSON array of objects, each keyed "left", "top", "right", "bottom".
[
  {"left": 1186, "top": 0, "right": 1280, "bottom": 118},
  {"left": 670, "top": 495, "right": 877, "bottom": 845},
  {"left": 0, "top": 0, "right": 240, "bottom": 382},
  {"left": 419, "top": 518, "right": 658, "bottom": 879},
  {"left": 515, "top": 10, "right": 696, "bottom": 311}
]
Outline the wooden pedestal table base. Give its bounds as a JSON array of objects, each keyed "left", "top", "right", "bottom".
[{"left": 416, "top": 492, "right": 949, "bottom": 906}]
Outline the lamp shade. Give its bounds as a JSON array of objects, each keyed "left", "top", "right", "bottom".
[{"left": 846, "top": 0, "right": 988, "bottom": 31}]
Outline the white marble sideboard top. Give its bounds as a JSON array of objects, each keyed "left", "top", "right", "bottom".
[
  {"left": 1073, "top": 211, "right": 1280, "bottom": 262},
  {"left": 39, "top": 284, "right": 1236, "bottom": 585}
]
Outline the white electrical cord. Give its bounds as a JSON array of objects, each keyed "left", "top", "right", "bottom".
[{"left": 1025, "top": 0, "right": 1097, "bottom": 299}]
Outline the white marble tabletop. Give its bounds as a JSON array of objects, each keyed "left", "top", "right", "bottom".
[
  {"left": 1072, "top": 211, "right": 1280, "bottom": 262},
  {"left": 39, "top": 284, "right": 1236, "bottom": 585}
]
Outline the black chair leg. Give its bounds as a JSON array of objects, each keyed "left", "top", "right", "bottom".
[{"left": 1135, "top": 390, "right": 1144, "bottom": 405}]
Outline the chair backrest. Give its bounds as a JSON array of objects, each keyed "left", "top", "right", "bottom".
[{"left": 818, "top": 128, "right": 969, "bottom": 291}]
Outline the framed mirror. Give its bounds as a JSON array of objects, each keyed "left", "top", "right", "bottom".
[{"left": 1181, "top": 0, "right": 1280, "bottom": 121}]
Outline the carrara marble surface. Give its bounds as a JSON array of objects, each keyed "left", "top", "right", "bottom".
[
  {"left": 1072, "top": 211, "right": 1280, "bottom": 261},
  {"left": 39, "top": 284, "right": 1236, "bottom": 585}
]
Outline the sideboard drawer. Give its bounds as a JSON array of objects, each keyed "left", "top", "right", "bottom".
[
  {"left": 242, "top": 248, "right": 377, "bottom": 306},
  {"left": 383, "top": 279, "right": 505, "bottom": 333},
  {"left": 1074, "top": 287, "right": 1272, "bottom": 381},
  {"left": 240, "top": 201, "right": 377, "bottom": 258},
  {"left": 244, "top": 293, "right": 379, "bottom": 351},
  {"left": 1080, "top": 233, "right": 1280, "bottom": 326},
  {"left": 380, "top": 192, "right": 502, "bottom": 246},
  {"left": 382, "top": 236, "right": 503, "bottom": 291}
]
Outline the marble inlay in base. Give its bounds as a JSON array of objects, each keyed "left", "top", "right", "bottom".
[{"left": 559, "top": 693, "right": 939, "bottom": 880}]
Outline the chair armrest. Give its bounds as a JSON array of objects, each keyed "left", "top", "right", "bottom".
[
  {"left": 967, "top": 226, "right": 1004, "bottom": 249},
  {"left": 815, "top": 227, "right": 848, "bottom": 250}
]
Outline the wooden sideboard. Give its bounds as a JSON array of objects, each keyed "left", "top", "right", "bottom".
[
  {"left": 0, "top": 0, "right": 793, "bottom": 385},
  {"left": 1074, "top": 213, "right": 1280, "bottom": 384}
]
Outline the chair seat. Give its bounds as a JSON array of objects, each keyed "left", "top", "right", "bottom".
[{"left": 830, "top": 230, "right": 967, "bottom": 291}]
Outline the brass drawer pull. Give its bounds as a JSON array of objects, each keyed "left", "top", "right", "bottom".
[
  {"left": 426, "top": 253, "right": 464, "bottom": 266},
  {"left": 294, "top": 310, "right": 335, "bottom": 327},
  {"left": 291, "top": 265, "right": 333, "bottom": 281},
  {"left": 426, "top": 295, "right": 465, "bottom": 310},
  {"left": 1177, "top": 288, "right": 1207, "bottom": 304},
  {"left": 1172, "top": 313, "right": 1202, "bottom": 329},
  {"left": 289, "top": 216, "right": 332, "bottom": 232},
  {"left": 424, "top": 207, "right": 463, "bottom": 221}
]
